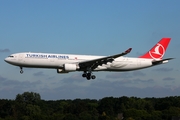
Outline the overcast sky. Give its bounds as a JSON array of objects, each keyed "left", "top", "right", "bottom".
[{"left": 0, "top": 0, "right": 180, "bottom": 100}]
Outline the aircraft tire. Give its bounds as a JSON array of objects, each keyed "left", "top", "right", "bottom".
[
  {"left": 86, "top": 76, "right": 91, "bottom": 80},
  {"left": 91, "top": 75, "right": 96, "bottom": 79},
  {"left": 86, "top": 73, "right": 91, "bottom": 80},
  {"left": 82, "top": 73, "right": 87, "bottom": 77},
  {"left": 20, "top": 70, "right": 23, "bottom": 74}
]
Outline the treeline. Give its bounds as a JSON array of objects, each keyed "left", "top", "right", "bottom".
[{"left": 0, "top": 92, "right": 180, "bottom": 120}]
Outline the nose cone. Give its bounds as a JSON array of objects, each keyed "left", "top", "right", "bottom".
[
  {"left": 4, "top": 54, "right": 17, "bottom": 65},
  {"left": 4, "top": 57, "right": 9, "bottom": 63}
]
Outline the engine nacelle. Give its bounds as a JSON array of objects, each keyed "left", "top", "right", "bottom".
[
  {"left": 57, "top": 69, "right": 69, "bottom": 74},
  {"left": 63, "top": 63, "right": 78, "bottom": 71}
]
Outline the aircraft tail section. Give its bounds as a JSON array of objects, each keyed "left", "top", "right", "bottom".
[{"left": 139, "top": 38, "right": 171, "bottom": 59}]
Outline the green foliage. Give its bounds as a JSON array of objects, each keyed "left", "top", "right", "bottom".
[
  {"left": 0, "top": 92, "right": 180, "bottom": 120},
  {"left": 15, "top": 92, "right": 41, "bottom": 105},
  {"left": 124, "top": 108, "right": 150, "bottom": 120}
]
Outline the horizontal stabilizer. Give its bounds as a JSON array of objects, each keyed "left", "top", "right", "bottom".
[{"left": 152, "top": 58, "right": 174, "bottom": 65}]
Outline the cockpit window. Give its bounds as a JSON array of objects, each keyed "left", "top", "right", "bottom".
[{"left": 8, "top": 56, "right": 14, "bottom": 58}]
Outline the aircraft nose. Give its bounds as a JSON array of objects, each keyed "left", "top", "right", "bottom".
[
  {"left": 4, "top": 57, "right": 8, "bottom": 62},
  {"left": 4, "top": 57, "right": 11, "bottom": 63}
]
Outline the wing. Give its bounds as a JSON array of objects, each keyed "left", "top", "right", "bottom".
[{"left": 78, "top": 48, "right": 132, "bottom": 70}]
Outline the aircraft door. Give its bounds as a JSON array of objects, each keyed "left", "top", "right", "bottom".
[
  {"left": 137, "top": 59, "right": 141, "bottom": 66},
  {"left": 18, "top": 54, "right": 25, "bottom": 63},
  {"left": 18, "top": 54, "right": 23, "bottom": 61}
]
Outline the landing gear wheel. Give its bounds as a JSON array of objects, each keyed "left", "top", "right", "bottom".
[
  {"left": 86, "top": 76, "right": 91, "bottom": 80},
  {"left": 20, "top": 67, "right": 23, "bottom": 74},
  {"left": 20, "top": 70, "right": 23, "bottom": 74},
  {"left": 82, "top": 70, "right": 96, "bottom": 80},
  {"left": 82, "top": 73, "right": 87, "bottom": 77},
  {"left": 86, "top": 73, "right": 91, "bottom": 80},
  {"left": 87, "top": 73, "right": 91, "bottom": 77},
  {"left": 91, "top": 75, "right": 96, "bottom": 79}
]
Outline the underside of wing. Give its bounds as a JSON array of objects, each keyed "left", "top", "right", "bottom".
[{"left": 78, "top": 48, "right": 132, "bottom": 70}]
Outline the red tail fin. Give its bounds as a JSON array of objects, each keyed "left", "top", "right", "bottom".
[{"left": 139, "top": 38, "right": 171, "bottom": 59}]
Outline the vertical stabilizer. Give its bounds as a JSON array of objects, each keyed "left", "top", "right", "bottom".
[{"left": 139, "top": 38, "right": 171, "bottom": 59}]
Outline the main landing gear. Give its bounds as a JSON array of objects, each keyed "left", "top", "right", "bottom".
[
  {"left": 82, "top": 71, "right": 96, "bottom": 80},
  {"left": 20, "top": 67, "right": 23, "bottom": 74}
]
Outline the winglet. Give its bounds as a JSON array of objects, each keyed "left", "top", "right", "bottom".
[
  {"left": 125, "top": 48, "right": 132, "bottom": 54},
  {"left": 122, "top": 48, "right": 132, "bottom": 56}
]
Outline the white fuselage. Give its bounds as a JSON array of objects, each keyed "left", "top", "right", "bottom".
[
  {"left": 4, "top": 38, "right": 172, "bottom": 80},
  {"left": 4, "top": 52, "right": 160, "bottom": 72}
]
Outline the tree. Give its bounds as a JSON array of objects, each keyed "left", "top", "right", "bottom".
[
  {"left": 98, "top": 97, "right": 115, "bottom": 116},
  {"left": 124, "top": 108, "right": 150, "bottom": 120},
  {"left": 162, "top": 107, "right": 180, "bottom": 120},
  {"left": 63, "top": 113, "right": 78, "bottom": 120},
  {"left": 15, "top": 92, "right": 41, "bottom": 105},
  {"left": 14, "top": 92, "right": 41, "bottom": 119}
]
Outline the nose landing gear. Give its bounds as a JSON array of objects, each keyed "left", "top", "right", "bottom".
[{"left": 20, "top": 67, "right": 23, "bottom": 74}]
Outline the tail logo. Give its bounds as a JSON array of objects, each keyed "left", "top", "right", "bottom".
[{"left": 149, "top": 43, "right": 165, "bottom": 59}]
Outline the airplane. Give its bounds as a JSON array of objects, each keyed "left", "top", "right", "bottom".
[{"left": 4, "top": 38, "right": 173, "bottom": 80}]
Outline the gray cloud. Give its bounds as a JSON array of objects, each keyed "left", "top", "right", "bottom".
[
  {"left": 106, "top": 71, "right": 146, "bottom": 79},
  {"left": 39, "top": 80, "right": 180, "bottom": 100},
  {"left": 61, "top": 73, "right": 85, "bottom": 83},
  {"left": 133, "top": 71, "right": 146, "bottom": 77},
  {"left": 153, "top": 68, "right": 173, "bottom": 72},
  {"left": 43, "top": 75, "right": 157, "bottom": 100},
  {"left": 0, "top": 75, "right": 7, "bottom": 82},
  {"left": 106, "top": 72, "right": 132, "bottom": 79},
  {"left": 133, "top": 79, "right": 154, "bottom": 83},
  {"left": 33, "top": 71, "right": 46, "bottom": 77},
  {"left": 2, "top": 79, "right": 41, "bottom": 87},
  {"left": 0, "top": 73, "right": 179, "bottom": 100},
  {"left": 0, "top": 49, "right": 10, "bottom": 53},
  {"left": 0, "top": 74, "right": 42, "bottom": 91},
  {"left": 47, "top": 76, "right": 56, "bottom": 80},
  {"left": 163, "top": 77, "right": 175, "bottom": 81}
]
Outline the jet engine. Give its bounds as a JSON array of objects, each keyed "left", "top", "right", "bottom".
[
  {"left": 57, "top": 69, "right": 69, "bottom": 73},
  {"left": 63, "top": 63, "right": 78, "bottom": 71},
  {"left": 57, "top": 64, "right": 78, "bottom": 73}
]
